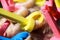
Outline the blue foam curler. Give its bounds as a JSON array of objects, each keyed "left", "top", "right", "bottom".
[
  {"left": 0, "top": 36, "right": 10, "bottom": 40},
  {"left": 11, "top": 32, "right": 29, "bottom": 40},
  {"left": 0, "top": 32, "right": 29, "bottom": 40}
]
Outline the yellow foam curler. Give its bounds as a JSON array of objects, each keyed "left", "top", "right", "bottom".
[
  {"left": 55, "top": 0, "right": 60, "bottom": 8},
  {"left": 0, "top": 8, "right": 35, "bottom": 32},
  {"left": 54, "top": 0, "right": 60, "bottom": 12},
  {"left": 35, "top": 0, "right": 46, "bottom": 7},
  {"left": 26, "top": 11, "right": 44, "bottom": 28},
  {"left": 27, "top": 11, "right": 44, "bottom": 23},
  {"left": 13, "top": 0, "right": 26, "bottom": 3}
]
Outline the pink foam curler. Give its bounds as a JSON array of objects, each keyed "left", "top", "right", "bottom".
[
  {"left": 7, "top": 0, "right": 15, "bottom": 11},
  {"left": 45, "top": 0, "right": 53, "bottom": 6},
  {"left": 41, "top": 5, "right": 60, "bottom": 40},
  {"left": 0, "top": 0, "right": 9, "bottom": 10},
  {"left": 44, "top": 0, "right": 60, "bottom": 20},
  {"left": 0, "top": 0, "right": 15, "bottom": 11},
  {"left": 0, "top": 20, "right": 10, "bottom": 36}
]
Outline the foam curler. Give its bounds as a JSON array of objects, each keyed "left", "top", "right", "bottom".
[
  {"left": 0, "top": 20, "right": 10, "bottom": 36},
  {"left": 13, "top": 0, "right": 26, "bottom": 3},
  {"left": 43, "top": 10, "right": 60, "bottom": 40},
  {"left": 0, "top": 0, "right": 15, "bottom": 11},
  {"left": 0, "top": 0, "right": 9, "bottom": 10},
  {"left": 11, "top": 32, "right": 29, "bottom": 40},
  {"left": 44, "top": 0, "right": 53, "bottom": 7},
  {"left": 0, "top": 0, "right": 29, "bottom": 17},
  {"left": 41, "top": 0, "right": 60, "bottom": 20},
  {"left": 14, "top": 0, "right": 35, "bottom": 8},
  {"left": 26, "top": 11, "right": 45, "bottom": 29},
  {"left": 0, "top": 32, "right": 29, "bottom": 40},
  {"left": 0, "top": 36, "right": 10, "bottom": 40},
  {"left": 42, "top": 5, "right": 60, "bottom": 40},
  {"left": 0, "top": 8, "right": 35, "bottom": 32},
  {"left": 35, "top": 0, "right": 46, "bottom": 7},
  {"left": 55, "top": 0, "right": 60, "bottom": 12}
]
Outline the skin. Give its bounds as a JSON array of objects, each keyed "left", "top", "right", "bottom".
[
  {"left": 15, "top": 0, "right": 35, "bottom": 8},
  {"left": 4, "top": 23, "right": 21, "bottom": 38},
  {"left": 14, "top": 6, "right": 29, "bottom": 17},
  {"left": 0, "top": 18, "right": 7, "bottom": 26}
]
